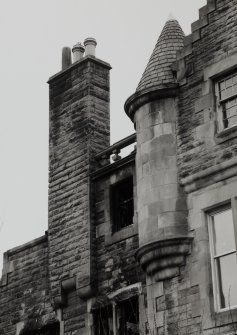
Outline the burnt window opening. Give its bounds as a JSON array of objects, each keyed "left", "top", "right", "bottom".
[
  {"left": 94, "top": 297, "right": 139, "bottom": 335},
  {"left": 111, "top": 177, "right": 134, "bottom": 233},
  {"left": 19, "top": 322, "right": 60, "bottom": 335},
  {"left": 94, "top": 305, "right": 113, "bottom": 335},
  {"left": 117, "top": 297, "right": 139, "bottom": 335}
]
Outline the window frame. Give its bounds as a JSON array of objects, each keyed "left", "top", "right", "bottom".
[
  {"left": 215, "top": 72, "right": 237, "bottom": 132},
  {"left": 93, "top": 295, "right": 140, "bottom": 335},
  {"left": 104, "top": 166, "right": 137, "bottom": 246},
  {"left": 110, "top": 176, "right": 134, "bottom": 234},
  {"left": 207, "top": 199, "right": 237, "bottom": 312}
]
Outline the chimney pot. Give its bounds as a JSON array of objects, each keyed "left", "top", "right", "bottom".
[
  {"left": 72, "top": 43, "right": 85, "bottom": 62},
  {"left": 62, "top": 47, "right": 72, "bottom": 70},
  {"left": 84, "top": 37, "right": 97, "bottom": 57}
]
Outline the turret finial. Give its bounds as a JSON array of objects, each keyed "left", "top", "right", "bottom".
[{"left": 167, "top": 12, "right": 176, "bottom": 21}]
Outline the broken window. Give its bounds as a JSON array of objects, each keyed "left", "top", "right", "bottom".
[
  {"left": 19, "top": 322, "right": 60, "bottom": 335},
  {"left": 94, "top": 297, "right": 139, "bottom": 335},
  {"left": 111, "top": 177, "right": 134, "bottom": 233},
  {"left": 117, "top": 298, "right": 139, "bottom": 335},
  {"left": 94, "top": 305, "right": 113, "bottom": 335}
]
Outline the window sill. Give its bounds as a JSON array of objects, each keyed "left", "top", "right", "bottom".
[
  {"left": 215, "top": 124, "right": 237, "bottom": 143},
  {"left": 203, "top": 305, "right": 237, "bottom": 330},
  {"left": 105, "top": 223, "right": 138, "bottom": 246}
]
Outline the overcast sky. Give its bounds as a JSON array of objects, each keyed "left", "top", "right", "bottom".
[{"left": 0, "top": 0, "right": 206, "bottom": 271}]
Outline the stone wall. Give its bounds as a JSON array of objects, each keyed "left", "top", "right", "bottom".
[
  {"left": 0, "top": 235, "right": 56, "bottom": 335},
  {"left": 176, "top": 0, "right": 237, "bottom": 179},
  {"left": 174, "top": 0, "right": 237, "bottom": 333},
  {"left": 92, "top": 161, "right": 144, "bottom": 299}
]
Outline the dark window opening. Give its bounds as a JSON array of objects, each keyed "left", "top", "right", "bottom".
[
  {"left": 117, "top": 297, "right": 139, "bottom": 335},
  {"left": 94, "top": 305, "right": 113, "bottom": 335},
  {"left": 94, "top": 297, "right": 139, "bottom": 335},
  {"left": 111, "top": 177, "right": 134, "bottom": 233},
  {"left": 19, "top": 322, "right": 60, "bottom": 335}
]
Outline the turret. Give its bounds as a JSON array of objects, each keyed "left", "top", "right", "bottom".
[{"left": 125, "top": 18, "right": 192, "bottom": 282}]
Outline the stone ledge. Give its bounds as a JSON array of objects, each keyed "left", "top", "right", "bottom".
[
  {"left": 136, "top": 237, "right": 193, "bottom": 282},
  {"left": 180, "top": 157, "right": 237, "bottom": 193},
  {"left": 105, "top": 222, "right": 138, "bottom": 246},
  {"left": 124, "top": 86, "right": 178, "bottom": 122},
  {"left": 47, "top": 55, "right": 112, "bottom": 84},
  {"left": 215, "top": 124, "right": 237, "bottom": 143},
  {"left": 7, "top": 233, "right": 48, "bottom": 256}
]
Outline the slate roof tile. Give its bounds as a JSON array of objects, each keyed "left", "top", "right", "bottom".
[{"left": 136, "top": 18, "right": 184, "bottom": 93}]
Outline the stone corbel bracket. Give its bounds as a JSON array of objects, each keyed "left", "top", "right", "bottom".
[
  {"left": 53, "top": 275, "right": 96, "bottom": 309},
  {"left": 53, "top": 277, "right": 76, "bottom": 309},
  {"left": 136, "top": 237, "right": 193, "bottom": 282}
]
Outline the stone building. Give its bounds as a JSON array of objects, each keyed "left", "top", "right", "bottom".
[{"left": 1, "top": 0, "right": 237, "bottom": 334}]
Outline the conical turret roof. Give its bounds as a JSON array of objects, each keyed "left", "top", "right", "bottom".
[{"left": 136, "top": 18, "right": 184, "bottom": 93}]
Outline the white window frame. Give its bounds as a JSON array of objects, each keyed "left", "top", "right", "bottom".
[
  {"left": 215, "top": 72, "right": 237, "bottom": 132},
  {"left": 208, "top": 199, "right": 237, "bottom": 312}
]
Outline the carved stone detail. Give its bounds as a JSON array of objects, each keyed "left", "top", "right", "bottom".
[{"left": 136, "top": 237, "right": 193, "bottom": 281}]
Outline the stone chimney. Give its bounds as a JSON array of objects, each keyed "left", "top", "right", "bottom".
[
  {"left": 84, "top": 37, "right": 97, "bottom": 56},
  {"left": 61, "top": 47, "right": 72, "bottom": 70},
  {"left": 48, "top": 39, "right": 111, "bottom": 306},
  {"left": 72, "top": 42, "right": 85, "bottom": 62}
]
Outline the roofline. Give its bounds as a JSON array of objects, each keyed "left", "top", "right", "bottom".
[
  {"left": 124, "top": 85, "right": 179, "bottom": 122},
  {"left": 47, "top": 55, "right": 112, "bottom": 84},
  {"left": 6, "top": 232, "right": 48, "bottom": 256}
]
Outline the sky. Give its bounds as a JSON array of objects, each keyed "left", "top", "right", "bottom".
[{"left": 0, "top": 0, "right": 206, "bottom": 272}]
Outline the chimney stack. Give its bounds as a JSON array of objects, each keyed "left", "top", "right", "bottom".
[
  {"left": 72, "top": 42, "right": 85, "bottom": 62},
  {"left": 62, "top": 47, "right": 72, "bottom": 70},
  {"left": 84, "top": 37, "right": 97, "bottom": 57}
]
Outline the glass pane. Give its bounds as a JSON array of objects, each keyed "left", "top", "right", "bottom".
[
  {"left": 216, "top": 253, "right": 237, "bottom": 309},
  {"left": 233, "top": 84, "right": 237, "bottom": 94},
  {"left": 226, "top": 106, "right": 237, "bottom": 118},
  {"left": 221, "top": 89, "right": 227, "bottom": 100},
  {"left": 229, "top": 115, "right": 237, "bottom": 127},
  {"left": 226, "top": 98, "right": 237, "bottom": 108},
  {"left": 226, "top": 87, "right": 233, "bottom": 98},
  {"left": 233, "top": 74, "right": 237, "bottom": 84},
  {"left": 226, "top": 77, "right": 233, "bottom": 88},
  {"left": 212, "top": 208, "right": 235, "bottom": 255}
]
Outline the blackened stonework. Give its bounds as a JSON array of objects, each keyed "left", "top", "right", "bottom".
[{"left": 48, "top": 56, "right": 111, "bottom": 303}]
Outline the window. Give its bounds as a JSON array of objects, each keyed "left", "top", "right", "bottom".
[
  {"left": 208, "top": 205, "right": 237, "bottom": 311},
  {"left": 111, "top": 177, "right": 134, "bottom": 233},
  {"left": 216, "top": 72, "right": 237, "bottom": 131},
  {"left": 94, "top": 298, "right": 139, "bottom": 335}
]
